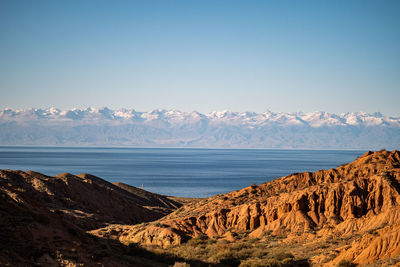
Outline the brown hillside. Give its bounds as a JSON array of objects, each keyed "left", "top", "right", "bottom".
[
  {"left": 0, "top": 170, "right": 175, "bottom": 230},
  {"left": 0, "top": 170, "right": 191, "bottom": 266},
  {"left": 112, "top": 182, "right": 187, "bottom": 212},
  {"left": 91, "top": 150, "right": 400, "bottom": 265}
]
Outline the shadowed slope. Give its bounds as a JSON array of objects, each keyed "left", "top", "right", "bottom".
[
  {"left": 113, "top": 182, "right": 183, "bottom": 210},
  {"left": 0, "top": 170, "right": 192, "bottom": 266},
  {"left": 0, "top": 170, "right": 171, "bottom": 230}
]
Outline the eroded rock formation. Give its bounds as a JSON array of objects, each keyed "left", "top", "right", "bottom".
[{"left": 91, "top": 150, "right": 400, "bottom": 265}]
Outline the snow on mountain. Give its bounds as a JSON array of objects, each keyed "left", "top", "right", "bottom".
[
  {"left": 0, "top": 107, "right": 398, "bottom": 149},
  {"left": 299, "top": 111, "right": 345, "bottom": 127},
  {"left": 1, "top": 107, "right": 397, "bottom": 127}
]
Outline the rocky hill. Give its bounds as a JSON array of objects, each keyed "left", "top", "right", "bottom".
[
  {"left": 0, "top": 171, "right": 184, "bottom": 229},
  {"left": 2, "top": 150, "right": 400, "bottom": 266},
  {"left": 91, "top": 150, "right": 400, "bottom": 266},
  {"left": 0, "top": 170, "right": 187, "bottom": 266}
]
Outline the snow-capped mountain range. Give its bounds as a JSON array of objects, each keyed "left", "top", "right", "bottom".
[{"left": 0, "top": 107, "right": 399, "bottom": 149}]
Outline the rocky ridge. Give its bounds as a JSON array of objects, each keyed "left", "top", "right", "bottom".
[
  {"left": 91, "top": 150, "right": 400, "bottom": 265},
  {"left": 0, "top": 171, "right": 182, "bottom": 229},
  {"left": 0, "top": 170, "right": 186, "bottom": 266}
]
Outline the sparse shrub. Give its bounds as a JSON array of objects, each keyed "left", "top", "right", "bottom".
[
  {"left": 206, "top": 239, "right": 217, "bottom": 245},
  {"left": 271, "top": 252, "right": 294, "bottom": 261},
  {"left": 240, "top": 258, "right": 280, "bottom": 267},
  {"left": 264, "top": 230, "right": 272, "bottom": 236},
  {"left": 173, "top": 262, "right": 190, "bottom": 267},
  {"left": 187, "top": 237, "right": 206, "bottom": 246},
  {"left": 209, "top": 248, "right": 234, "bottom": 263},
  {"left": 249, "top": 248, "right": 268, "bottom": 258},
  {"left": 337, "top": 259, "right": 357, "bottom": 267},
  {"left": 236, "top": 247, "right": 255, "bottom": 260},
  {"left": 367, "top": 229, "right": 377, "bottom": 235},
  {"left": 217, "top": 239, "right": 229, "bottom": 245}
]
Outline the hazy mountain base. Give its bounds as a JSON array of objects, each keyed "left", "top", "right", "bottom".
[{"left": 0, "top": 122, "right": 399, "bottom": 149}]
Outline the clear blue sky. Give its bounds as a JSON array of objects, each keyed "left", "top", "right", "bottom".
[{"left": 1, "top": 0, "right": 399, "bottom": 115}]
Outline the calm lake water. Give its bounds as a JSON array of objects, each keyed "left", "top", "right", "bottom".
[{"left": 0, "top": 146, "right": 364, "bottom": 197}]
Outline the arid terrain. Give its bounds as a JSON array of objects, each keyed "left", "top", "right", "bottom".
[{"left": 1, "top": 150, "right": 400, "bottom": 266}]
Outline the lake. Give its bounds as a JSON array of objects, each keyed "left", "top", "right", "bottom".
[{"left": 0, "top": 146, "right": 365, "bottom": 197}]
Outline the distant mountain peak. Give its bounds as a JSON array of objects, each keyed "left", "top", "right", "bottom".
[{"left": 0, "top": 107, "right": 398, "bottom": 126}]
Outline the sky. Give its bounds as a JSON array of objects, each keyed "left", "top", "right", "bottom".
[{"left": 0, "top": 0, "right": 399, "bottom": 116}]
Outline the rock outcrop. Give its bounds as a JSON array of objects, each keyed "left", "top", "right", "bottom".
[{"left": 91, "top": 150, "right": 400, "bottom": 265}]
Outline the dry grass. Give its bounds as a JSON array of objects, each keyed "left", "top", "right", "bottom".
[
  {"left": 137, "top": 233, "right": 311, "bottom": 266},
  {"left": 123, "top": 226, "right": 371, "bottom": 267}
]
